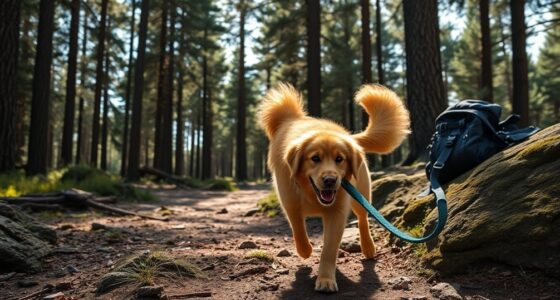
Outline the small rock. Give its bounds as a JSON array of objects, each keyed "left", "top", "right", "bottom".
[
  {"left": 137, "top": 285, "right": 164, "bottom": 298},
  {"left": 277, "top": 249, "right": 291, "bottom": 257},
  {"left": 55, "top": 281, "right": 72, "bottom": 291},
  {"left": 217, "top": 208, "right": 228, "bottom": 214},
  {"left": 66, "top": 265, "right": 79, "bottom": 274},
  {"left": 58, "top": 224, "right": 74, "bottom": 230},
  {"left": 91, "top": 223, "right": 107, "bottom": 230},
  {"left": 412, "top": 296, "right": 428, "bottom": 300},
  {"left": 17, "top": 280, "right": 38, "bottom": 288},
  {"left": 340, "top": 228, "right": 361, "bottom": 253},
  {"left": 264, "top": 274, "right": 278, "bottom": 281},
  {"left": 53, "top": 269, "right": 66, "bottom": 278},
  {"left": 265, "top": 283, "right": 279, "bottom": 291},
  {"left": 389, "top": 276, "right": 412, "bottom": 290},
  {"left": 276, "top": 268, "right": 289, "bottom": 275},
  {"left": 238, "top": 241, "right": 257, "bottom": 249},
  {"left": 244, "top": 208, "right": 259, "bottom": 217},
  {"left": 430, "top": 282, "right": 462, "bottom": 300},
  {"left": 43, "top": 292, "right": 65, "bottom": 300},
  {"left": 338, "top": 250, "right": 348, "bottom": 258}
]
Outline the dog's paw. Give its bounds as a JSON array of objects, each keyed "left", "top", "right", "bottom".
[
  {"left": 315, "top": 277, "right": 338, "bottom": 293},
  {"left": 361, "top": 242, "right": 376, "bottom": 259},
  {"left": 295, "top": 241, "right": 313, "bottom": 259}
]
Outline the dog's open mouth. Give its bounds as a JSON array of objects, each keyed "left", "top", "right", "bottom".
[{"left": 309, "top": 177, "right": 337, "bottom": 205}]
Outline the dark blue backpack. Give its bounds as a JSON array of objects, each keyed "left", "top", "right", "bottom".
[{"left": 424, "top": 100, "right": 539, "bottom": 201}]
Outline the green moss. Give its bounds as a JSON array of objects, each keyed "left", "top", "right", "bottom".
[
  {"left": 245, "top": 250, "right": 274, "bottom": 262},
  {"left": 401, "top": 196, "right": 433, "bottom": 226},
  {"left": 257, "top": 192, "right": 281, "bottom": 217},
  {"left": 516, "top": 135, "right": 560, "bottom": 161}
]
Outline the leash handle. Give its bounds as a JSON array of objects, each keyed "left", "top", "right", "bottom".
[{"left": 341, "top": 179, "right": 447, "bottom": 243}]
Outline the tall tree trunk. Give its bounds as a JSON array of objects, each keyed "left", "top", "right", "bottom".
[
  {"left": 306, "top": 0, "right": 321, "bottom": 117},
  {"left": 90, "top": 0, "right": 108, "bottom": 167},
  {"left": 402, "top": 0, "right": 446, "bottom": 165},
  {"left": 76, "top": 9, "right": 88, "bottom": 165},
  {"left": 175, "top": 14, "right": 186, "bottom": 176},
  {"left": 480, "top": 0, "right": 493, "bottom": 103},
  {"left": 127, "top": 0, "right": 150, "bottom": 181},
  {"left": 154, "top": 0, "right": 168, "bottom": 170},
  {"left": 61, "top": 0, "right": 80, "bottom": 166},
  {"left": 101, "top": 25, "right": 110, "bottom": 171},
  {"left": 360, "top": 0, "right": 372, "bottom": 129},
  {"left": 202, "top": 84, "right": 213, "bottom": 179},
  {"left": 27, "top": 0, "right": 55, "bottom": 176},
  {"left": 121, "top": 0, "right": 136, "bottom": 176},
  {"left": 510, "top": 0, "right": 529, "bottom": 127},
  {"left": 0, "top": 0, "right": 21, "bottom": 172},
  {"left": 188, "top": 111, "right": 196, "bottom": 177},
  {"left": 236, "top": 1, "right": 247, "bottom": 181},
  {"left": 196, "top": 109, "right": 202, "bottom": 178},
  {"left": 498, "top": 14, "right": 513, "bottom": 107},
  {"left": 376, "top": 0, "right": 392, "bottom": 168},
  {"left": 162, "top": 3, "right": 174, "bottom": 174}
]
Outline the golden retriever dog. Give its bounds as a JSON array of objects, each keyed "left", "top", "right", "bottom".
[{"left": 257, "top": 83, "right": 410, "bottom": 293}]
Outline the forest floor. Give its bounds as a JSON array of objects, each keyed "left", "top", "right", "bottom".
[{"left": 2, "top": 183, "right": 559, "bottom": 300}]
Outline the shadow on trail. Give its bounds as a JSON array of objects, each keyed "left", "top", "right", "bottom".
[{"left": 279, "top": 259, "right": 380, "bottom": 299}]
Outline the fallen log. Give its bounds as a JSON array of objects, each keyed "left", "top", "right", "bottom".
[
  {"left": 138, "top": 166, "right": 192, "bottom": 190},
  {"left": 0, "top": 189, "right": 167, "bottom": 222}
]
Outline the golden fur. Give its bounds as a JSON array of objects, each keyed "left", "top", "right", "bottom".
[{"left": 257, "top": 83, "right": 410, "bottom": 293}]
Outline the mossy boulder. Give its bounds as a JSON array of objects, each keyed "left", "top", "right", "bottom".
[
  {"left": 403, "top": 124, "right": 560, "bottom": 276},
  {"left": 371, "top": 172, "right": 427, "bottom": 223},
  {"left": 0, "top": 203, "right": 57, "bottom": 272}
]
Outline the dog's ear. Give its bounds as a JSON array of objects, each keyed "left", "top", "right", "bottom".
[{"left": 284, "top": 143, "right": 305, "bottom": 177}]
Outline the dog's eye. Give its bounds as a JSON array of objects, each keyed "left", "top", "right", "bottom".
[
  {"left": 311, "top": 155, "right": 321, "bottom": 163},
  {"left": 335, "top": 156, "right": 344, "bottom": 163}
]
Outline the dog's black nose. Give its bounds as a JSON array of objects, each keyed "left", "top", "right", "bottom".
[{"left": 322, "top": 176, "right": 337, "bottom": 187}]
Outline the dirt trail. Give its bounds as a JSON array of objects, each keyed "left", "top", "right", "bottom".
[{"left": 2, "top": 184, "right": 558, "bottom": 300}]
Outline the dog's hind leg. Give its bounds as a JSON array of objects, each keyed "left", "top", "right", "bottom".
[
  {"left": 315, "top": 211, "right": 346, "bottom": 293},
  {"left": 351, "top": 163, "right": 376, "bottom": 259}
]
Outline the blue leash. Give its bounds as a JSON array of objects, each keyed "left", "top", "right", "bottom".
[{"left": 341, "top": 178, "right": 447, "bottom": 243}]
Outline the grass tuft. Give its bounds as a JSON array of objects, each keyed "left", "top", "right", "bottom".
[
  {"left": 257, "top": 192, "right": 281, "bottom": 217},
  {"left": 96, "top": 250, "right": 201, "bottom": 295},
  {"left": 245, "top": 250, "right": 274, "bottom": 262}
]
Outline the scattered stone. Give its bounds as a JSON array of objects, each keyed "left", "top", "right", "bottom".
[
  {"left": 338, "top": 250, "right": 348, "bottom": 258},
  {"left": 55, "top": 281, "right": 72, "bottom": 291},
  {"left": 43, "top": 292, "right": 65, "bottom": 300},
  {"left": 53, "top": 268, "right": 66, "bottom": 278},
  {"left": 91, "top": 223, "right": 108, "bottom": 230},
  {"left": 262, "top": 283, "right": 279, "bottom": 291},
  {"left": 277, "top": 249, "right": 291, "bottom": 257},
  {"left": 276, "top": 269, "right": 289, "bottom": 275},
  {"left": 263, "top": 274, "right": 278, "bottom": 281},
  {"left": 66, "top": 265, "right": 79, "bottom": 274},
  {"left": 171, "top": 224, "right": 186, "bottom": 230},
  {"left": 340, "top": 228, "right": 361, "bottom": 253},
  {"left": 238, "top": 241, "right": 257, "bottom": 249},
  {"left": 412, "top": 296, "right": 428, "bottom": 300},
  {"left": 17, "top": 280, "right": 39, "bottom": 288},
  {"left": 244, "top": 208, "right": 259, "bottom": 217},
  {"left": 217, "top": 208, "right": 228, "bottom": 214},
  {"left": 137, "top": 285, "right": 164, "bottom": 299},
  {"left": 58, "top": 224, "right": 74, "bottom": 230},
  {"left": 430, "top": 282, "right": 462, "bottom": 300},
  {"left": 388, "top": 276, "right": 412, "bottom": 290}
]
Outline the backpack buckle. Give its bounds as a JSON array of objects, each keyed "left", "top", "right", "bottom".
[
  {"left": 433, "top": 161, "right": 445, "bottom": 169},
  {"left": 445, "top": 135, "right": 456, "bottom": 146}
]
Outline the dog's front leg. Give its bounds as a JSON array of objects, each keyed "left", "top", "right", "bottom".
[
  {"left": 315, "top": 211, "right": 346, "bottom": 293},
  {"left": 286, "top": 211, "right": 313, "bottom": 259}
]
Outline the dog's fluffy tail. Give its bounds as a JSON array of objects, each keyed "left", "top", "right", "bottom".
[
  {"left": 258, "top": 83, "right": 306, "bottom": 139},
  {"left": 352, "top": 84, "right": 410, "bottom": 154}
]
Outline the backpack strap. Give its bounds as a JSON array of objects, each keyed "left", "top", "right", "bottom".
[{"left": 498, "top": 126, "right": 540, "bottom": 143}]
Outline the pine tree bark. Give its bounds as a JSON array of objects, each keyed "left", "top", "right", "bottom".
[
  {"left": 196, "top": 110, "right": 202, "bottom": 178},
  {"left": 121, "top": 0, "right": 136, "bottom": 176},
  {"left": 90, "top": 0, "right": 108, "bottom": 167},
  {"left": 60, "top": 0, "right": 80, "bottom": 166},
  {"left": 0, "top": 0, "right": 21, "bottom": 172},
  {"left": 402, "top": 0, "right": 446, "bottom": 165},
  {"left": 127, "top": 0, "right": 150, "bottom": 181},
  {"left": 101, "top": 26, "right": 110, "bottom": 171},
  {"left": 306, "top": 0, "right": 321, "bottom": 117},
  {"left": 154, "top": 0, "right": 168, "bottom": 170},
  {"left": 76, "top": 9, "right": 88, "bottom": 165},
  {"left": 510, "top": 0, "right": 529, "bottom": 127},
  {"left": 162, "top": 2, "right": 174, "bottom": 174},
  {"left": 480, "top": 0, "right": 493, "bottom": 103},
  {"left": 376, "top": 0, "right": 392, "bottom": 168},
  {"left": 188, "top": 111, "right": 196, "bottom": 177},
  {"left": 360, "top": 0, "right": 372, "bottom": 129},
  {"left": 202, "top": 83, "right": 213, "bottom": 179},
  {"left": 27, "top": 0, "right": 55, "bottom": 176},
  {"left": 236, "top": 1, "right": 248, "bottom": 180},
  {"left": 174, "top": 12, "right": 186, "bottom": 176}
]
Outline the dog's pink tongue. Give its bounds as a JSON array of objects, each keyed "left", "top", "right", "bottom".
[{"left": 320, "top": 190, "right": 335, "bottom": 203}]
